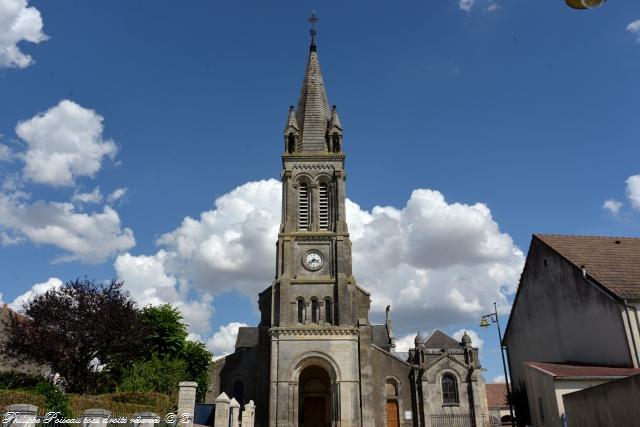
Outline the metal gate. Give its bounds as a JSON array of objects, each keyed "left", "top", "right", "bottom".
[{"left": 194, "top": 403, "right": 216, "bottom": 426}]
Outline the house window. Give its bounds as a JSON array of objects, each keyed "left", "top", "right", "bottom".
[
  {"left": 311, "top": 299, "right": 319, "bottom": 323},
  {"left": 441, "top": 374, "right": 459, "bottom": 405},
  {"left": 298, "top": 183, "right": 309, "bottom": 230},
  {"left": 325, "top": 298, "right": 332, "bottom": 324},
  {"left": 318, "top": 183, "right": 329, "bottom": 230},
  {"left": 297, "top": 299, "right": 305, "bottom": 323}
]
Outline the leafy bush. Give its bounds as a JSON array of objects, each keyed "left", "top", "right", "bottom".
[
  {"left": 118, "top": 356, "right": 187, "bottom": 398},
  {"left": 0, "top": 371, "right": 46, "bottom": 390},
  {"left": 68, "top": 392, "right": 171, "bottom": 417},
  {"left": 35, "top": 382, "right": 71, "bottom": 417},
  {"left": 110, "top": 392, "right": 172, "bottom": 414},
  {"left": 0, "top": 390, "right": 45, "bottom": 412}
]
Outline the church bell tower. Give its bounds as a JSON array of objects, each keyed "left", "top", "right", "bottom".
[{"left": 258, "top": 14, "right": 371, "bottom": 427}]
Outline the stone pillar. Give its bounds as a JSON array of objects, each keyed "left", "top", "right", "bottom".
[
  {"left": 82, "top": 408, "right": 111, "bottom": 427},
  {"left": 4, "top": 404, "right": 38, "bottom": 427},
  {"left": 214, "top": 392, "right": 231, "bottom": 427},
  {"left": 241, "top": 400, "right": 255, "bottom": 427},
  {"left": 229, "top": 398, "right": 240, "bottom": 427},
  {"left": 178, "top": 381, "right": 197, "bottom": 427},
  {"left": 132, "top": 412, "right": 159, "bottom": 427}
]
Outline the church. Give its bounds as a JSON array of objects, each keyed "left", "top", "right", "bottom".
[{"left": 208, "top": 21, "right": 489, "bottom": 427}]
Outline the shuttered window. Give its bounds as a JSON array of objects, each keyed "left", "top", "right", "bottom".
[
  {"left": 299, "top": 183, "right": 309, "bottom": 230},
  {"left": 319, "top": 183, "right": 329, "bottom": 230}
]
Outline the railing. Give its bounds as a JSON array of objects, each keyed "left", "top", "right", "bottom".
[{"left": 430, "top": 413, "right": 501, "bottom": 427}]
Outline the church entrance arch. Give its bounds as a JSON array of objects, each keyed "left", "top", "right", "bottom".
[
  {"left": 299, "top": 365, "right": 330, "bottom": 427},
  {"left": 289, "top": 353, "right": 340, "bottom": 427}
]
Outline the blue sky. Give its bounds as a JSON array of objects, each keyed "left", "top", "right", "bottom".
[{"left": 1, "top": 0, "right": 639, "bottom": 385}]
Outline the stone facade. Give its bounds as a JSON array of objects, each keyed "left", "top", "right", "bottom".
[{"left": 208, "top": 32, "right": 488, "bottom": 427}]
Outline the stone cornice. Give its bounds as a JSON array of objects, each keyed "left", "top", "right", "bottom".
[
  {"left": 269, "top": 326, "right": 359, "bottom": 338},
  {"left": 282, "top": 154, "right": 345, "bottom": 162}
]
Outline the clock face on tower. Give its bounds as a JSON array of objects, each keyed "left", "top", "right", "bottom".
[{"left": 303, "top": 250, "right": 323, "bottom": 271}]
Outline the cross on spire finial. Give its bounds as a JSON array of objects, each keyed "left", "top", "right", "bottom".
[{"left": 308, "top": 11, "right": 318, "bottom": 51}]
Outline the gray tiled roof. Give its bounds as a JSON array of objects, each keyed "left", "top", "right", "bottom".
[
  {"left": 371, "top": 324, "right": 390, "bottom": 348},
  {"left": 234, "top": 327, "right": 259, "bottom": 350},
  {"left": 295, "top": 48, "right": 330, "bottom": 152},
  {"left": 423, "top": 329, "right": 462, "bottom": 349}
]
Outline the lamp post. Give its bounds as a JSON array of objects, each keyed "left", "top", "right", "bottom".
[{"left": 480, "top": 302, "right": 515, "bottom": 427}]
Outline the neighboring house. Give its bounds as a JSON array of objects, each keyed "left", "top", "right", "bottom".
[
  {"left": 485, "top": 383, "right": 511, "bottom": 425},
  {"left": 524, "top": 362, "right": 640, "bottom": 427},
  {"left": 0, "top": 304, "right": 50, "bottom": 376},
  {"left": 207, "top": 28, "right": 490, "bottom": 427},
  {"left": 503, "top": 234, "right": 640, "bottom": 425},
  {"left": 562, "top": 373, "right": 640, "bottom": 427}
]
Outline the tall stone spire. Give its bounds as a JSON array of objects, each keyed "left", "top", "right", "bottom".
[{"left": 294, "top": 12, "right": 331, "bottom": 152}]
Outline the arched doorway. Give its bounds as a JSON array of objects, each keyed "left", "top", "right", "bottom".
[{"left": 299, "top": 365, "right": 331, "bottom": 427}]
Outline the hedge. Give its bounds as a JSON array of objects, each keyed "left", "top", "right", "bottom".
[{"left": 0, "top": 390, "right": 46, "bottom": 413}]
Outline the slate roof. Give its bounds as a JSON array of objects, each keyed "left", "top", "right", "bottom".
[
  {"left": 234, "top": 327, "right": 259, "bottom": 350},
  {"left": 486, "top": 384, "right": 508, "bottom": 409},
  {"left": 525, "top": 362, "right": 640, "bottom": 379},
  {"left": 295, "top": 46, "right": 330, "bottom": 152},
  {"left": 536, "top": 234, "right": 640, "bottom": 299},
  {"left": 371, "top": 325, "right": 391, "bottom": 349},
  {"left": 423, "top": 329, "right": 462, "bottom": 349}
]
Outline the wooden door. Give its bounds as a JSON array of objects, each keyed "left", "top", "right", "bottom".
[
  {"left": 386, "top": 400, "right": 399, "bottom": 427},
  {"left": 303, "top": 396, "right": 326, "bottom": 427}
]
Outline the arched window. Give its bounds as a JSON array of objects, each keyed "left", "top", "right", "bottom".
[
  {"left": 311, "top": 299, "right": 319, "bottom": 323},
  {"left": 441, "top": 374, "right": 459, "bottom": 405},
  {"left": 318, "top": 183, "right": 329, "bottom": 230},
  {"left": 332, "top": 133, "right": 341, "bottom": 153},
  {"left": 324, "top": 298, "right": 332, "bottom": 325},
  {"left": 233, "top": 380, "right": 245, "bottom": 405},
  {"left": 287, "top": 133, "right": 295, "bottom": 153},
  {"left": 385, "top": 379, "right": 398, "bottom": 397},
  {"left": 297, "top": 299, "right": 305, "bottom": 324},
  {"left": 298, "top": 183, "right": 309, "bottom": 230}
]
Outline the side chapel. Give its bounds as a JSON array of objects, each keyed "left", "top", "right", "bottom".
[{"left": 209, "top": 18, "right": 489, "bottom": 427}]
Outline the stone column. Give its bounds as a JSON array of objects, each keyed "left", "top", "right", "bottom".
[
  {"left": 82, "top": 408, "right": 111, "bottom": 427},
  {"left": 4, "top": 404, "right": 38, "bottom": 427},
  {"left": 178, "top": 381, "right": 197, "bottom": 427},
  {"left": 132, "top": 412, "right": 159, "bottom": 427},
  {"left": 241, "top": 400, "right": 255, "bottom": 427},
  {"left": 229, "top": 398, "right": 240, "bottom": 427},
  {"left": 214, "top": 392, "right": 231, "bottom": 427}
]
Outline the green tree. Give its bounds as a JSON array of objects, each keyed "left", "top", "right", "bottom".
[
  {"left": 142, "top": 304, "right": 188, "bottom": 357},
  {"left": 182, "top": 340, "right": 212, "bottom": 401}
]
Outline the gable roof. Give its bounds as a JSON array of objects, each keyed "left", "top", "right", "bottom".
[
  {"left": 525, "top": 362, "right": 640, "bottom": 379},
  {"left": 536, "top": 234, "right": 640, "bottom": 299},
  {"left": 234, "top": 327, "right": 258, "bottom": 350},
  {"left": 486, "top": 384, "right": 508, "bottom": 409},
  {"left": 424, "top": 329, "right": 462, "bottom": 349}
]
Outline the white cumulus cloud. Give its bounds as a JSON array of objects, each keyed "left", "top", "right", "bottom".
[
  {"left": 628, "top": 20, "right": 640, "bottom": 43},
  {"left": 459, "top": 0, "right": 474, "bottom": 12},
  {"left": 8, "top": 277, "right": 62, "bottom": 311},
  {"left": 16, "top": 100, "right": 118, "bottom": 187},
  {"left": 0, "top": 0, "right": 48, "bottom": 69},
  {"left": 491, "top": 374, "right": 506, "bottom": 384},
  {"left": 626, "top": 174, "right": 640, "bottom": 210},
  {"left": 72, "top": 187, "right": 103, "bottom": 205},
  {"left": 0, "top": 144, "right": 13, "bottom": 161},
  {"left": 0, "top": 191, "right": 135, "bottom": 263},
  {"left": 206, "top": 322, "right": 248, "bottom": 357},
  {"left": 107, "top": 188, "right": 127, "bottom": 204},
  {"left": 114, "top": 179, "right": 523, "bottom": 339},
  {"left": 602, "top": 199, "right": 622, "bottom": 216}
]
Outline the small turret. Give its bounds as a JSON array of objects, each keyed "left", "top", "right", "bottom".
[
  {"left": 414, "top": 331, "right": 425, "bottom": 348},
  {"left": 327, "top": 105, "right": 343, "bottom": 153},
  {"left": 461, "top": 331, "right": 472, "bottom": 346},
  {"left": 284, "top": 105, "right": 299, "bottom": 153}
]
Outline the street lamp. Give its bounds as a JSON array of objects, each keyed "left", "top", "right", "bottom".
[
  {"left": 565, "top": 0, "right": 607, "bottom": 9},
  {"left": 480, "top": 302, "right": 515, "bottom": 427}
]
